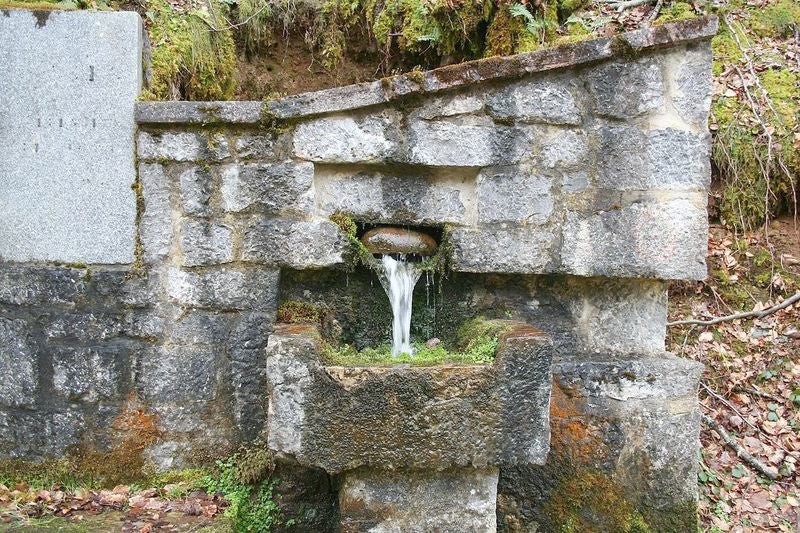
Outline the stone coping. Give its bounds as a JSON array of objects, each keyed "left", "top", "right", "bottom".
[{"left": 135, "top": 16, "right": 717, "bottom": 125}]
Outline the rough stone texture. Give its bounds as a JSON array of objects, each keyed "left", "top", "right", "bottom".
[
  {"left": 0, "top": 10, "right": 142, "bottom": 263},
  {"left": 667, "top": 43, "right": 714, "bottom": 127},
  {"left": 562, "top": 197, "right": 709, "bottom": 280},
  {"left": 180, "top": 220, "right": 234, "bottom": 267},
  {"left": 476, "top": 168, "right": 553, "bottom": 224},
  {"left": 241, "top": 218, "right": 344, "bottom": 268},
  {"left": 294, "top": 113, "right": 400, "bottom": 163},
  {"left": 497, "top": 352, "right": 703, "bottom": 532},
  {"left": 179, "top": 167, "right": 213, "bottom": 217},
  {"left": 138, "top": 131, "right": 230, "bottom": 162},
  {"left": 486, "top": 76, "right": 583, "bottom": 125},
  {"left": 450, "top": 226, "right": 557, "bottom": 273},
  {"left": 596, "top": 125, "right": 711, "bottom": 191},
  {"left": 314, "top": 167, "right": 473, "bottom": 225},
  {"left": 265, "top": 323, "right": 553, "bottom": 473},
  {"left": 340, "top": 468, "right": 499, "bottom": 533},
  {"left": 139, "top": 163, "right": 173, "bottom": 263},
  {"left": 408, "top": 121, "right": 539, "bottom": 167},
  {"left": 584, "top": 57, "right": 664, "bottom": 118},
  {"left": 0, "top": 317, "right": 37, "bottom": 407},
  {"left": 166, "top": 266, "right": 280, "bottom": 310},
  {"left": 220, "top": 162, "right": 314, "bottom": 215}
]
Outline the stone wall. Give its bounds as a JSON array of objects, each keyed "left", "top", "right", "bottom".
[{"left": 0, "top": 12, "right": 716, "bottom": 532}]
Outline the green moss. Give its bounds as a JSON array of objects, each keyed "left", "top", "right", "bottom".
[
  {"left": 751, "top": 0, "right": 800, "bottom": 37},
  {"left": 141, "top": 0, "right": 236, "bottom": 101},
  {"left": 543, "top": 468, "right": 652, "bottom": 532},
  {"left": 276, "top": 300, "right": 322, "bottom": 324},
  {"left": 259, "top": 103, "right": 294, "bottom": 133},
  {"left": 653, "top": 2, "right": 696, "bottom": 26},
  {"left": 323, "top": 316, "right": 510, "bottom": 366}
]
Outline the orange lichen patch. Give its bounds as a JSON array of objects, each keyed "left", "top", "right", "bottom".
[
  {"left": 75, "top": 393, "right": 163, "bottom": 487},
  {"left": 548, "top": 378, "right": 606, "bottom": 464}
]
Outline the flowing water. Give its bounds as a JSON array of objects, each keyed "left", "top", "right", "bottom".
[{"left": 377, "top": 254, "right": 422, "bottom": 356}]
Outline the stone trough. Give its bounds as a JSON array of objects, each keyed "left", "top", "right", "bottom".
[{"left": 265, "top": 322, "right": 552, "bottom": 529}]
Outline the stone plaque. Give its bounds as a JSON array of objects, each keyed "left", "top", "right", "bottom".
[{"left": 0, "top": 9, "right": 143, "bottom": 263}]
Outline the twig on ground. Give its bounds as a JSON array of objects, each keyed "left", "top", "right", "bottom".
[
  {"left": 599, "top": 0, "right": 654, "bottom": 11},
  {"left": 646, "top": 0, "right": 663, "bottom": 23},
  {"left": 733, "top": 386, "right": 780, "bottom": 402},
  {"left": 703, "top": 414, "right": 780, "bottom": 480},
  {"left": 667, "top": 292, "right": 800, "bottom": 326},
  {"left": 701, "top": 382, "right": 796, "bottom": 459}
]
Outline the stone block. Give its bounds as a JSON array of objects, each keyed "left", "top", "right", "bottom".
[
  {"left": 450, "top": 226, "right": 557, "bottom": 273},
  {"left": 44, "top": 312, "right": 124, "bottom": 342},
  {"left": 138, "top": 131, "right": 230, "bottom": 161},
  {"left": 339, "top": 468, "right": 499, "bottom": 533},
  {"left": 0, "top": 10, "right": 141, "bottom": 263},
  {"left": 293, "top": 113, "right": 400, "bottom": 163},
  {"left": 229, "top": 311, "right": 274, "bottom": 440},
  {"left": 597, "top": 126, "right": 710, "bottom": 191},
  {"left": 265, "top": 323, "right": 552, "bottom": 473},
  {"left": 179, "top": 166, "right": 213, "bottom": 216},
  {"left": 166, "top": 266, "right": 280, "bottom": 310},
  {"left": 315, "top": 169, "right": 471, "bottom": 225},
  {"left": 563, "top": 277, "right": 668, "bottom": 354},
  {"left": 0, "top": 318, "right": 37, "bottom": 407},
  {"left": 234, "top": 133, "right": 279, "bottom": 159},
  {"left": 667, "top": 43, "right": 713, "bottom": 127},
  {"left": 241, "top": 218, "right": 344, "bottom": 268},
  {"left": 220, "top": 162, "right": 314, "bottom": 215},
  {"left": 169, "top": 310, "right": 233, "bottom": 345},
  {"left": 486, "top": 76, "right": 583, "bottom": 125},
  {"left": 407, "top": 120, "right": 535, "bottom": 167},
  {"left": 413, "top": 93, "right": 485, "bottom": 119},
  {"left": 539, "top": 129, "right": 590, "bottom": 169},
  {"left": 51, "top": 342, "right": 133, "bottom": 402},
  {"left": 0, "top": 265, "right": 86, "bottom": 306},
  {"left": 476, "top": 167, "right": 553, "bottom": 224},
  {"left": 0, "top": 408, "right": 85, "bottom": 460},
  {"left": 138, "top": 345, "right": 221, "bottom": 403},
  {"left": 497, "top": 352, "right": 702, "bottom": 532},
  {"left": 561, "top": 197, "right": 708, "bottom": 280},
  {"left": 180, "top": 220, "right": 234, "bottom": 267},
  {"left": 139, "top": 163, "right": 173, "bottom": 263},
  {"left": 584, "top": 56, "right": 664, "bottom": 118}
]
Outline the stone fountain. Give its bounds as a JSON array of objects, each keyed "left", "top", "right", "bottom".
[{"left": 0, "top": 11, "right": 716, "bottom": 532}]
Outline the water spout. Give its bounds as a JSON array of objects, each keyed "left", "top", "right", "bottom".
[
  {"left": 360, "top": 227, "right": 438, "bottom": 357},
  {"left": 377, "top": 254, "right": 422, "bottom": 356}
]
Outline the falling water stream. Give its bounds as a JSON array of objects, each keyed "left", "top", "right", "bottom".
[{"left": 377, "top": 254, "right": 423, "bottom": 356}]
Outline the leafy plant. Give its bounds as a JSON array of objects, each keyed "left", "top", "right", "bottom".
[{"left": 202, "top": 450, "right": 282, "bottom": 532}]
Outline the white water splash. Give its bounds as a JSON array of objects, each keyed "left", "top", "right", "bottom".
[{"left": 377, "top": 254, "right": 422, "bottom": 356}]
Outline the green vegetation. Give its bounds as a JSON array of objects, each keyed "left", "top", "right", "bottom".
[
  {"left": 141, "top": 0, "right": 236, "bottom": 100},
  {"left": 202, "top": 446, "right": 285, "bottom": 532},
  {"left": 276, "top": 300, "right": 322, "bottom": 324},
  {"left": 710, "top": 12, "right": 799, "bottom": 230},
  {"left": 323, "top": 317, "right": 511, "bottom": 366}
]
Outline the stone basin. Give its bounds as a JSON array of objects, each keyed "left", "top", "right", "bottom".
[{"left": 265, "top": 322, "right": 553, "bottom": 474}]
